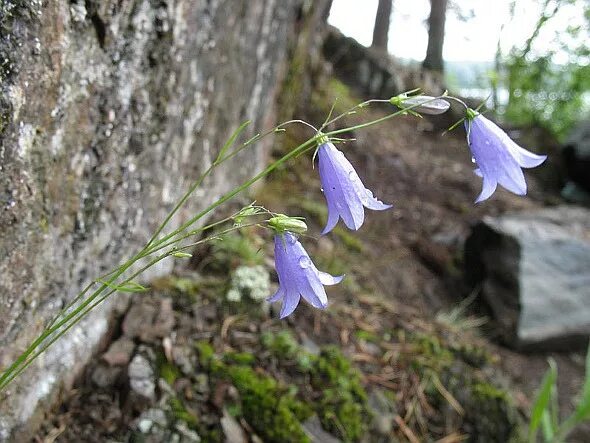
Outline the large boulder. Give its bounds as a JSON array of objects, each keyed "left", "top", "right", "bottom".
[
  {"left": 0, "top": 0, "right": 311, "bottom": 439},
  {"left": 465, "top": 206, "right": 590, "bottom": 350}
]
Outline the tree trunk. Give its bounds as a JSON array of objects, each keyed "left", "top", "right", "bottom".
[
  {"left": 371, "top": 0, "right": 393, "bottom": 51},
  {"left": 423, "top": 0, "right": 448, "bottom": 71}
]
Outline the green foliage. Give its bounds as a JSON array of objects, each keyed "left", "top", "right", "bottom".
[
  {"left": 168, "top": 396, "right": 199, "bottom": 429},
  {"left": 528, "top": 344, "right": 590, "bottom": 442},
  {"left": 503, "top": 0, "right": 590, "bottom": 140},
  {"left": 397, "top": 330, "right": 521, "bottom": 441},
  {"left": 575, "top": 343, "right": 590, "bottom": 421},
  {"left": 222, "top": 365, "right": 313, "bottom": 443},
  {"left": 529, "top": 359, "right": 557, "bottom": 441},
  {"left": 410, "top": 332, "right": 454, "bottom": 372},
  {"left": 223, "top": 351, "right": 256, "bottom": 365},
  {"left": 194, "top": 340, "right": 215, "bottom": 368},
  {"left": 310, "top": 346, "right": 370, "bottom": 442},
  {"left": 261, "top": 330, "right": 300, "bottom": 360},
  {"left": 166, "top": 277, "right": 200, "bottom": 297},
  {"left": 156, "top": 352, "right": 182, "bottom": 386},
  {"left": 261, "top": 331, "right": 372, "bottom": 442},
  {"left": 196, "top": 336, "right": 313, "bottom": 442},
  {"left": 353, "top": 330, "right": 380, "bottom": 343}
]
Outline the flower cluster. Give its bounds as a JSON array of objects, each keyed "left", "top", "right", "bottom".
[{"left": 266, "top": 97, "right": 546, "bottom": 318}]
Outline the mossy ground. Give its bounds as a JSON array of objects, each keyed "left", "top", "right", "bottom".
[{"left": 35, "top": 76, "right": 556, "bottom": 442}]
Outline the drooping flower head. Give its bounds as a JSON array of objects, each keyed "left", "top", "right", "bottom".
[
  {"left": 268, "top": 232, "right": 343, "bottom": 319},
  {"left": 318, "top": 142, "right": 392, "bottom": 234},
  {"left": 465, "top": 109, "right": 547, "bottom": 203}
]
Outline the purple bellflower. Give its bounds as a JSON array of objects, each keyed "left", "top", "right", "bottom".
[
  {"left": 466, "top": 109, "right": 547, "bottom": 203},
  {"left": 318, "top": 142, "right": 392, "bottom": 234},
  {"left": 268, "top": 232, "right": 343, "bottom": 319}
]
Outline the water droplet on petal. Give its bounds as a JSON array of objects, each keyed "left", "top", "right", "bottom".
[
  {"left": 286, "top": 234, "right": 297, "bottom": 245},
  {"left": 348, "top": 170, "right": 357, "bottom": 181},
  {"left": 299, "top": 256, "right": 311, "bottom": 269},
  {"left": 471, "top": 157, "right": 476, "bottom": 163}
]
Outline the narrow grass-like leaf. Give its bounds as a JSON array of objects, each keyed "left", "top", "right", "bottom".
[
  {"left": 541, "top": 409, "right": 555, "bottom": 442},
  {"left": 529, "top": 359, "right": 557, "bottom": 442},
  {"left": 214, "top": 120, "right": 251, "bottom": 165},
  {"left": 97, "top": 279, "right": 149, "bottom": 293},
  {"left": 574, "top": 343, "right": 590, "bottom": 421}
]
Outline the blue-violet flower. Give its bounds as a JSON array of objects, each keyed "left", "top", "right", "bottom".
[
  {"left": 466, "top": 109, "right": 547, "bottom": 203},
  {"left": 318, "top": 142, "right": 392, "bottom": 234},
  {"left": 268, "top": 232, "right": 343, "bottom": 318}
]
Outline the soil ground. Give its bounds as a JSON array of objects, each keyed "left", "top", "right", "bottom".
[{"left": 33, "top": 80, "right": 588, "bottom": 442}]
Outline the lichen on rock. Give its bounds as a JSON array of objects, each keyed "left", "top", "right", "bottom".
[{"left": 226, "top": 265, "right": 271, "bottom": 303}]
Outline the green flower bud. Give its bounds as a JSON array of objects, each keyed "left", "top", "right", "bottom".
[
  {"left": 268, "top": 214, "right": 308, "bottom": 234},
  {"left": 172, "top": 252, "right": 192, "bottom": 258}
]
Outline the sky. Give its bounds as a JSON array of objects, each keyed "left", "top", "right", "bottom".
[{"left": 328, "top": 0, "right": 586, "bottom": 63}]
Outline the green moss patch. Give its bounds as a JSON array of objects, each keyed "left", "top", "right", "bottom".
[
  {"left": 261, "top": 331, "right": 372, "bottom": 442},
  {"left": 310, "top": 346, "right": 371, "bottom": 442},
  {"left": 214, "top": 362, "right": 312, "bottom": 443}
]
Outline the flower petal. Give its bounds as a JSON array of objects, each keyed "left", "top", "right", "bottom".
[
  {"left": 361, "top": 189, "right": 393, "bottom": 211},
  {"left": 477, "top": 115, "right": 547, "bottom": 169},
  {"left": 475, "top": 176, "right": 498, "bottom": 203},
  {"left": 507, "top": 142, "right": 547, "bottom": 168},
  {"left": 321, "top": 200, "right": 340, "bottom": 235},
  {"left": 267, "top": 287, "right": 284, "bottom": 303},
  {"left": 300, "top": 276, "right": 328, "bottom": 308},
  {"left": 279, "top": 292, "right": 301, "bottom": 318},
  {"left": 318, "top": 271, "right": 344, "bottom": 286},
  {"left": 498, "top": 165, "right": 527, "bottom": 195}
]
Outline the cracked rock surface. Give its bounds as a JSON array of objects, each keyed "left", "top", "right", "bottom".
[{"left": 0, "top": 0, "right": 299, "bottom": 439}]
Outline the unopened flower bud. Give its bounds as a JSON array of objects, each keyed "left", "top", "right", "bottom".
[
  {"left": 268, "top": 214, "right": 308, "bottom": 234},
  {"left": 390, "top": 94, "right": 450, "bottom": 115}
]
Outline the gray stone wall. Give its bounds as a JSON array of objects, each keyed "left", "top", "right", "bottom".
[{"left": 0, "top": 0, "right": 299, "bottom": 438}]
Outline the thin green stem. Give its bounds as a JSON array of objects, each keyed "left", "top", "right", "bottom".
[
  {"left": 0, "top": 94, "right": 452, "bottom": 391},
  {"left": 0, "top": 222, "right": 261, "bottom": 390}
]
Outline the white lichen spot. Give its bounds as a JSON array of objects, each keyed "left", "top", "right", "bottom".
[
  {"left": 8, "top": 85, "right": 24, "bottom": 121},
  {"left": 17, "top": 123, "right": 35, "bottom": 159},
  {"left": 226, "top": 265, "right": 270, "bottom": 303},
  {"left": 50, "top": 127, "right": 64, "bottom": 156}
]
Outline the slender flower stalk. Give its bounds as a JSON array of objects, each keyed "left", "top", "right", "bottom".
[
  {"left": 318, "top": 142, "right": 392, "bottom": 234},
  {"left": 0, "top": 92, "right": 494, "bottom": 390},
  {"left": 269, "top": 232, "right": 343, "bottom": 318},
  {"left": 465, "top": 108, "right": 547, "bottom": 203}
]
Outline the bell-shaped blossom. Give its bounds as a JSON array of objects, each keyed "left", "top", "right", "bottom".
[
  {"left": 318, "top": 142, "right": 392, "bottom": 234},
  {"left": 466, "top": 111, "right": 547, "bottom": 203},
  {"left": 268, "top": 232, "right": 343, "bottom": 318}
]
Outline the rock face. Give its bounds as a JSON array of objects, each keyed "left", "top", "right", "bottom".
[
  {"left": 465, "top": 206, "right": 590, "bottom": 350},
  {"left": 323, "top": 26, "right": 406, "bottom": 99},
  {"left": 562, "top": 119, "right": 590, "bottom": 203},
  {"left": 0, "top": 0, "right": 302, "bottom": 439}
]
